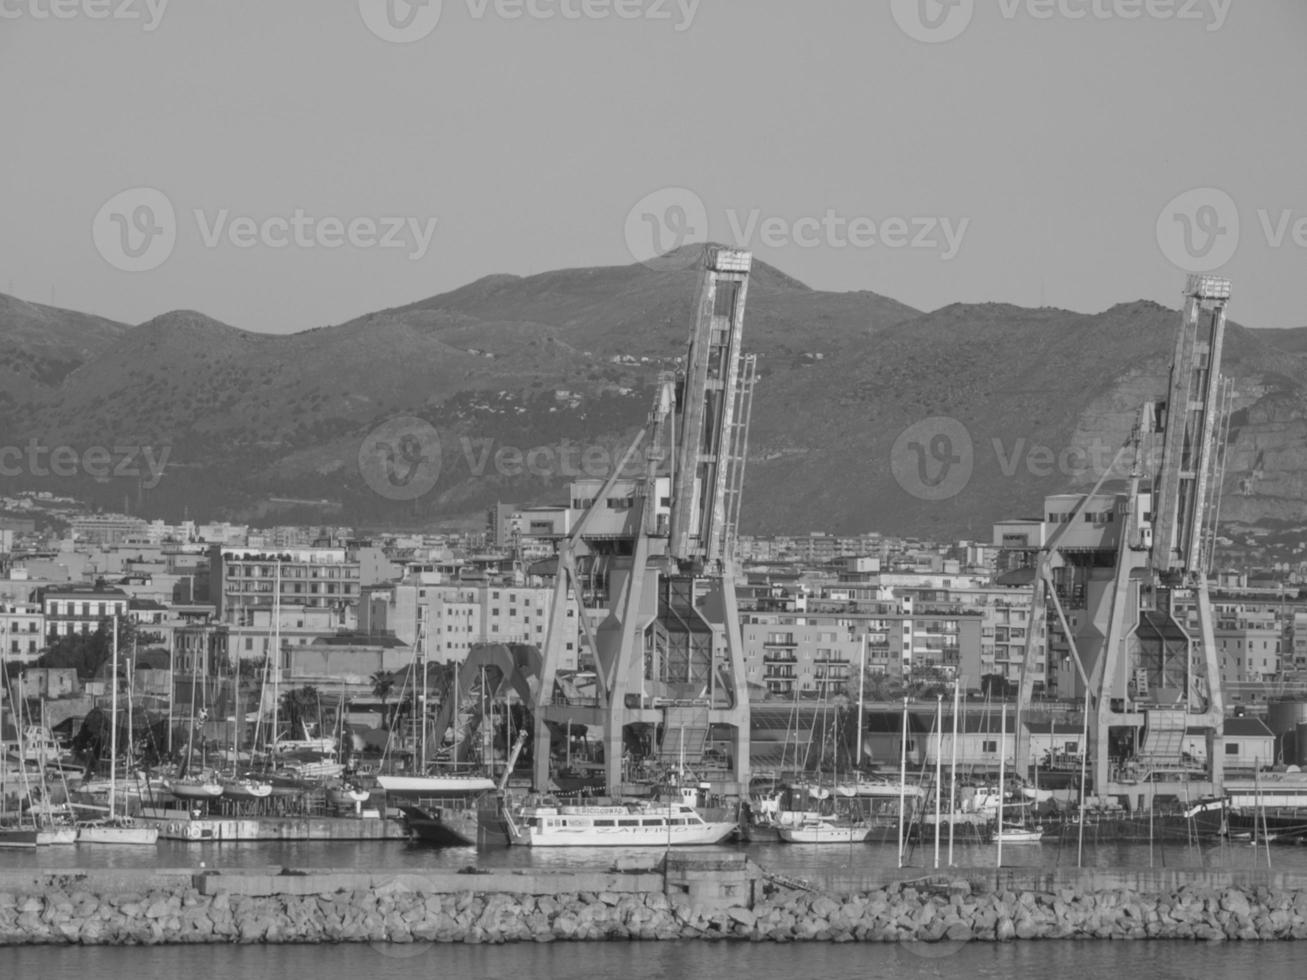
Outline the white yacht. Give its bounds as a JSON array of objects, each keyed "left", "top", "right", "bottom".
[{"left": 503, "top": 798, "right": 737, "bottom": 847}]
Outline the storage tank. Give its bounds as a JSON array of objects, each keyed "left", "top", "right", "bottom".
[{"left": 1268, "top": 699, "right": 1307, "bottom": 765}]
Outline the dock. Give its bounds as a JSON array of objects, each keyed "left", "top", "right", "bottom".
[{"left": 141, "top": 813, "right": 407, "bottom": 842}]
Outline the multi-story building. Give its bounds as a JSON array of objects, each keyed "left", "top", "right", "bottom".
[
  {"left": 739, "top": 604, "right": 983, "bottom": 699},
  {"left": 68, "top": 514, "right": 152, "bottom": 545},
  {"left": 359, "top": 578, "right": 583, "bottom": 669},
  {"left": 210, "top": 545, "right": 360, "bottom": 625},
  {"left": 0, "top": 600, "right": 44, "bottom": 662},
  {"left": 39, "top": 585, "right": 130, "bottom": 639}
]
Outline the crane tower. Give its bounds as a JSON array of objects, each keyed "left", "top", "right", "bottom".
[{"left": 531, "top": 245, "right": 757, "bottom": 796}]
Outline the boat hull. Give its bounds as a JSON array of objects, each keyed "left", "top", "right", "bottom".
[
  {"left": 76, "top": 827, "right": 160, "bottom": 845},
  {"left": 0, "top": 828, "right": 39, "bottom": 848},
  {"left": 397, "top": 804, "right": 479, "bottom": 847},
  {"left": 777, "top": 823, "right": 872, "bottom": 844}
]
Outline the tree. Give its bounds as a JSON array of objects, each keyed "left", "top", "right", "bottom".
[
  {"left": 38, "top": 617, "right": 140, "bottom": 680},
  {"left": 279, "top": 686, "right": 320, "bottom": 740},
  {"left": 981, "top": 673, "right": 1015, "bottom": 698},
  {"left": 371, "top": 670, "right": 396, "bottom": 728}
]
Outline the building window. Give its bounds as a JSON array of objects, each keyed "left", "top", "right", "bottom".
[
  {"left": 1225, "top": 743, "right": 1240, "bottom": 755},
  {"left": 983, "top": 740, "right": 997, "bottom": 753}
]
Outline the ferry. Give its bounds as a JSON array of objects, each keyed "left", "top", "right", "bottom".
[{"left": 503, "top": 798, "right": 738, "bottom": 847}]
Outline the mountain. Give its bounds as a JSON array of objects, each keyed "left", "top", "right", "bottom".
[{"left": 0, "top": 247, "right": 1302, "bottom": 540}]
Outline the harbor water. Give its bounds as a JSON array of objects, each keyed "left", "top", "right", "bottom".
[
  {"left": 1, "top": 835, "right": 1301, "bottom": 885},
  {"left": 5, "top": 935, "right": 1304, "bottom": 980}
]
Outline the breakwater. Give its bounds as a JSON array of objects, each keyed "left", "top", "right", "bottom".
[{"left": 5, "top": 863, "right": 1307, "bottom": 945}]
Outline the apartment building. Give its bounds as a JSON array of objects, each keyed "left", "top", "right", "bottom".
[
  {"left": 39, "top": 585, "right": 129, "bottom": 638},
  {"left": 210, "top": 545, "right": 360, "bottom": 625},
  {"left": 359, "top": 578, "right": 582, "bottom": 669},
  {"left": 0, "top": 600, "right": 44, "bottom": 662}
]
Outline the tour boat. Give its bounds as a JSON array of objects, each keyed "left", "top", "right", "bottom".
[{"left": 503, "top": 798, "right": 737, "bottom": 847}]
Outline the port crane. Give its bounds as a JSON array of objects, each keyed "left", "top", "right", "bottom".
[
  {"left": 531, "top": 246, "right": 757, "bottom": 796},
  {"left": 1013, "top": 274, "right": 1234, "bottom": 799}
]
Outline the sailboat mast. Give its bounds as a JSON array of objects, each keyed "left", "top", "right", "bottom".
[
  {"left": 856, "top": 633, "right": 866, "bottom": 769},
  {"left": 934, "top": 693, "right": 942, "bottom": 868},
  {"left": 419, "top": 626, "right": 427, "bottom": 770},
  {"left": 897, "top": 696, "right": 908, "bottom": 869},
  {"left": 997, "top": 704, "right": 1007, "bottom": 869},
  {"left": 167, "top": 632, "right": 174, "bottom": 757},
  {"left": 271, "top": 561, "right": 280, "bottom": 755},
  {"left": 948, "top": 677, "right": 959, "bottom": 866},
  {"left": 109, "top": 614, "right": 119, "bottom": 819}
]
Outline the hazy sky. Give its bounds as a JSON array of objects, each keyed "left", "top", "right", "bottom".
[{"left": 2, "top": 1, "right": 1303, "bottom": 333}]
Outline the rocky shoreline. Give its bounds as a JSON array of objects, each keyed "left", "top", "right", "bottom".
[{"left": 4, "top": 877, "right": 1307, "bottom": 945}]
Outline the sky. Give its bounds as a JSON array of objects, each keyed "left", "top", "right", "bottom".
[{"left": 1, "top": 0, "right": 1303, "bottom": 334}]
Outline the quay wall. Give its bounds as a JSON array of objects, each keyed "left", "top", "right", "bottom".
[{"left": 6, "top": 864, "right": 1307, "bottom": 945}]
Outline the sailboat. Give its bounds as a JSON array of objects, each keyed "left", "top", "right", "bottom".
[
  {"left": 993, "top": 705, "right": 1043, "bottom": 845},
  {"left": 76, "top": 617, "right": 159, "bottom": 845},
  {"left": 222, "top": 666, "right": 271, "bottom": 801},
  {"left": 777, "top": 696, "right": 872, "bottom": 844},
  {"left": 0, "top": 647, "right": 40, "bottom": 848}
]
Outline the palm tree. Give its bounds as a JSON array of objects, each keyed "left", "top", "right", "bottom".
[
  {"left": 371, "top": 671, "right": 395, "bottom": 729},
  {"left": 279, "top": 685, "right": 320, "bottom": 740}
]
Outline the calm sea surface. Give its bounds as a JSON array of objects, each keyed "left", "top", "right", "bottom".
[
  {"left": 0, "top": 834, "right": 1299, "bottom": 882},
  {"left": 6, "top": 939, "right": 1307, "bottom": 980}
]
